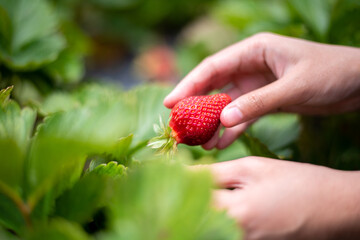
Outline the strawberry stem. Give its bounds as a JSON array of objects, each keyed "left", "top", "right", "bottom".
[{"left": 147, "top": 116, "right": 177, "bottom": 158}]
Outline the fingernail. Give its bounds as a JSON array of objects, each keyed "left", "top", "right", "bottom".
[{"left": 222, "top": 107, "right": 243, "bottom": 126}]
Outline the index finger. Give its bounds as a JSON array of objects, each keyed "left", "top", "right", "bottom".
[
  {"left": 190, "top": 159, "right": 247, "bottom": 189},
  {"left": 163, "top": 34, "right": 271, "bottom": 108}
]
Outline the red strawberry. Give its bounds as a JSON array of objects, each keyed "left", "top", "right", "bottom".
[{"left": 148, "top": 93, "right": 231, "bottom": 154}]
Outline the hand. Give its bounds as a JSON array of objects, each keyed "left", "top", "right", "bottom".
[
  {"left": 199, "top": 157, "right": 360, "bottom": 240},
  {"left": 164, "top": 33, "right": 360, "bottom": 149}
]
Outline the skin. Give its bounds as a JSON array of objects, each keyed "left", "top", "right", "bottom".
[
  {"left": 164, "top": 33, "right": 360, "bottom": 149},
  {"left": 164, "top": 33, "right": 360, "bottom": 239},
  {"left": 202, "top": 158, "right": 360, "bottom": 240}
]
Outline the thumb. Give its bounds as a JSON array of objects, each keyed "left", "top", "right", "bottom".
[{"left": 221, "top": 80, "right": 298, "bottom": 127}]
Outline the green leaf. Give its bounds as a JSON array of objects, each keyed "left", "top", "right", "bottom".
[
  {"left": 88, "top": 156, "right": 110, "bottom": 172},
  {"left": 86, "top": 135, "right": 134, "bottom": 170},
  {"left": 74, "top": 83, "right": 127, "bottom": 107},
  {"left": 44, "top": 50, "right": 84, "bottom": 84},
  {"left": 30, "top": 160, "right": 85, "bottom": 223},
  {"left": 0, "top": 34, "right": 66, "bottom": 70},
  {"left": 129, "top": 85, "right": 171, "bottom": 142},
  {"left": 27, "top": 101, "right": 135, "bottom": 207},
  {"left": 30, "top": 188, "right": 57, "bottom": 223},
  {"left": 38, "top": 84, "right": 130, "bottom": 115},
  {"left": 0, "top": 0, "right": 66, "bottom": 70},
  {"left": 103, "top": 162, "right": 241, "bottom": 240},
  {"left": 250, "top": 113, "right": 300, "bottom": 158},
  {"left": 54, "top": 174, "right": 109, "bottom": 224},
  {"left": 211, "top": 0, "right": 299, "bottom": 40},
  {"left": 240, "top": 133, "right": 278, "bottom": 159},
  {"left": 216, "top": 139, "right": 252, "bottom": 162},
  {"left": 328, "top": 0, "right": 360, "bottom": 46},
  {"left": 0, "top": 192, "right": 25, "bottom": 234},
  {"left": 38, "top": 92, "right": 80, "bottom": 116},
  {"left": 90, "top": 161, "right": 127, "bottom": 178},
  {"left": 0, "top": 6, "right": 11, "bottom": 49},
  {"left": 0, "top": 101, "right": 36, "bottom": 190},
  {"left": 0, "top": 85, "right": 13, "bottom": 107},
  {"left": 287, "top": 0, "right": 332, "bottom": 41},
  {"left": 9, "top": 78, "right": 44, "bottom": 107},
  {"left": 197, "top": 211, "right": 242, "bottom": 240},
  {"left": 44, "top": 21, "right": 90, "bottom": 84},
  {"left": 213, "top": 0, "right": 291, "bottom": 30},
  {"left": 1, "top": 0, "right": 58, "bottom": 49},
  {"left": 26, "top": 219, "right": 90, "bottom": 240},
  {"left": 110, "top": 134, "right": 133, "bottom": 161},
  {"left": 88, "top": 0, "right": 140, "bottom": 10}
]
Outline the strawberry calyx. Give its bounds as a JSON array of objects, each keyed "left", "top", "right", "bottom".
[
  {"left": 148, "top": 93, "right": 231, "bottom": 157},
  {"left": 147, "top": 116, "right": 177, "bottom": 157}
]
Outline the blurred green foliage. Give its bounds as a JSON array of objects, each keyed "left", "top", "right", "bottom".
[
  {"left": 0, "top": 0, "right": 65, "bottom": 70},
  {"left": 0, "top": 0, "right": 90, "bottom": 105},
  {"left": 177, "top": 0, "right": 360, "bottom": 76},
  {"left": 0, "top": 84, "right": 247, "bottom": 239},
  {"left": 73, "top": 0, "right": 217, "bottom": 48}
]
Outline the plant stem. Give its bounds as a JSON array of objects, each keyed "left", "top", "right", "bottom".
[
  {"left": 0, "top": 182, "right": 32, "bottom": 228},
  {"left": 128, "top": 140, "right": 149, "bottom": 156}
]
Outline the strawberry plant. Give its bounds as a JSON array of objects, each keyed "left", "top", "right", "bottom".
[
  {"left": 0, "top": 84, "right": 239, "bottom": 239},
  {"left": 0, "top": 82, "right": 303, "bottom": 239}
]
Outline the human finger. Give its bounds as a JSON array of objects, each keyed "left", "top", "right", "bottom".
[
  {"left": 221, "top": 78, "right": 302, "bottom": 127},
  {"left": 163, "top": 35, "right": 272, "bottom": 108},
  {"left": 202, "top": 124, "right": 222, "bottom": 150},
  {"left": 189, "top": 160, "right": 244, "bottom": 188},
  {"left": 216, "top": 121, "right": 254, "bottom": 149},
  {"left": 208, "top": 160, "right": 249, "bottom": 189},
  {"left": 212, "top": 189, "right": 236, "bottom": 210}
]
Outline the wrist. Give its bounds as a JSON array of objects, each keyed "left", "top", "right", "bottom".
[
  {"left": 318, "top": 170, "right": 360, "bottom": 239},
  {"left": 346, "top": 46, "right": 360, "bottom": 96},
  {"left": 336, "top": 171, "right": 360, "bottom": 238}
]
